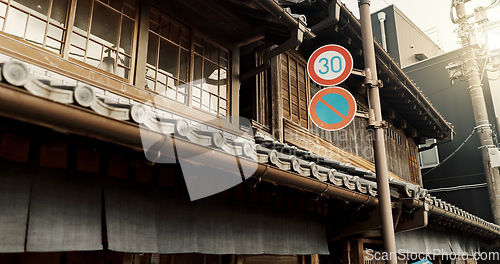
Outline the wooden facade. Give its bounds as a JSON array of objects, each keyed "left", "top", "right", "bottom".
[
  {"left": 0, "top": 115, "right": 327, "bottom": 264},
  {"left": 251, "top": 50, "right": 422, "bottom": 184},
  {"left": 0, "top": 1, "right": 492, "bottom": 264}
]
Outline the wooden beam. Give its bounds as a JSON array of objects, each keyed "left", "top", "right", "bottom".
[
  {"left": 410, "top": 128, "right": 418, "bottom": 138},
  {"left": 270, "top": 55, "right": 283, "bottom": 141},
  {"left": 235, "top": 27, "right": 266, "bottom": 47},
  {"left": 122, "top": 253, "right": 132, "bottom": 264},
  {"left": 395, "top": 208, "right": 429, "bottom": 232},
  {"left": 311, "top": 255, "right": 319, "bottom": 264},
  {"left": 387, "top": 108, "right": 396, "bottom": 120},
  {"left": 231, "top": 47, "right": 240, "bottom": 118},
  {"left": 398, "top": 119, "right": 408, "bottom": 130},
  {"left": 62, "top": 0, "right": 77, "bottom": 59},
  {"left": 352, "top": 239, "right": 365, "bottom": 264},
  {"left": 341, "top": 241, "right": 351, "bottom": 264},
  {"left": 361, "top": 239, "right": 383, "bottom": 245},
  {"left": 331, "top": 208, "right": 381, "bottom": 240},
  {"left": 133, "top": 0, "right": 151, "bottom": 89}
]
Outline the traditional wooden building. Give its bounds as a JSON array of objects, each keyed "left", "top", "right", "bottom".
[{"left": 0, "top": 0, "right": 498, "bottom": 264}]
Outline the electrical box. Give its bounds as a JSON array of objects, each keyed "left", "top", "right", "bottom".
[
  {"left": 445, "top": 61, "right": 464, "bottom": 80},
  {"left": 474, "top": 7, "right": 488, "bottom": 24},
  {"left": 488, "top": 148, "right": 500, "bottom": 168}
]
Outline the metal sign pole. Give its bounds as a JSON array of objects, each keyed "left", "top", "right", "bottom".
[{"left": 358, "top": 0, "right": 398, "bottom": 262}]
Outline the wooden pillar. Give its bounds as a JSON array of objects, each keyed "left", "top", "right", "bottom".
[
  {"left": 351, "top": 239, "right": 364, "bottom": 264},
  {"left": 342, "top": 241, "right": 351, "bottom": 264},
  {"left": 134, "top": 0, "right": 151, "bottom": 89},
  {"left": 270, "top": 55, "right": 283, "bottom": 142},
  {"left": 236, "top": 256, "right": 243, "bottom": 264},
  {"left": 231, "top": 47, "right": 240, "bottom": 118},
  {"left": 311, "top": 255, "right": 319, "bottom": 264},
  {"left": 123, "top": 253, "right": 133, "bottom": 264}
]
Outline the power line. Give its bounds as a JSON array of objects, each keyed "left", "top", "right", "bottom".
[
  {"left": 427, "top": 182, "right": 488, "bottom": 193},
  {"left": 422, "top": 126, "right": 477, "bottom": 177}
]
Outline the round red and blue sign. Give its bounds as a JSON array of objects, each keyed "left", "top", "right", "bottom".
[{"left": 309, "top": 87, "right": 357, "bottom": 131}]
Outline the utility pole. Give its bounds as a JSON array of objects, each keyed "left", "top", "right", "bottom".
[
  {"left": 358, "top": 0, "right": 398, "bottom": 263},
  {"left": 453, "top": 0, "right": 500, "bottom": 224}
]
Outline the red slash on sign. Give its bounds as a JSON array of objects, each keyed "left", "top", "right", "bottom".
[
  {"left": 318, "top": 97, "right": 346, "bottom": 119},
  {"left": 309, "top": 87, "right": 356, "bottom": 131}
]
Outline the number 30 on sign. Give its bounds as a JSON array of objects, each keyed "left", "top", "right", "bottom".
[{"left": 307, "top": 44, "right": 353, "bottom": 86}]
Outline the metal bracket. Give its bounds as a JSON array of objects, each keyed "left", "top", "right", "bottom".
[
  {"left": 363, "top": 78, "right": 383, "bottom": 90},
  {"left": 368, "top": 120, "right": 388, "bottom": 129},
  {"left": 356, "top": 197, "right": 373, "bottom": 211},
  {"left": 475, "top": 124, "right": 491, "bottom": 130},
  {"left": 367, "top": 109, "right": 388, "bottom": 129},
  {"left": 250, "top": 165, "right": 268, "bottom": 188},
  {"left": 478, "top": 144, "right": 496, "bottom": 150},
  {"left": 315, "top": 185, "right": 329, "bottom": 201},
  {"left": 240, "top": 18, "right": 308, "bottom": 81}
]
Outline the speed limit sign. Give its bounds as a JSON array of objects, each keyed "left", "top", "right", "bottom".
[{"left": 307, "top": 44, "right": 353, "bottom": 86}]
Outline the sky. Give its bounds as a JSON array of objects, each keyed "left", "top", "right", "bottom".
[{"left": 342, "top": 0, "right": 500, "bottom": 53}]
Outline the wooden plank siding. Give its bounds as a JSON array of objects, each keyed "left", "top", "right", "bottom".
[
  {"left": 284, "top": 119, "right": 387, "bottom": 178},
  {"left": 280, "top": 52, "right": 309, "bottom": 128},
  {"left": 277, "top": 51, "right": 421, "bottom": 185},
  {"left": 384, "top": 128, "right": 412, "bottom": 182}
]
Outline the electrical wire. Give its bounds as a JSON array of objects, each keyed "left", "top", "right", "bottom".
[
  {"left": 422, "top": 127, "right": 477, "bottom": 177},
  {"left": 486, "top": 0, "right": 500, "bottom": 9},
  {"left": 427, "top": 182, "right": 488, "bottom": 193},
  {"left": 450, "top": 0, "right": 499, "bottom": 25}
]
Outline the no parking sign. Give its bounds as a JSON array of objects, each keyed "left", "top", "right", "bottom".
[{"left": 309, "top": 87, "right": 356, "bottom": 131}]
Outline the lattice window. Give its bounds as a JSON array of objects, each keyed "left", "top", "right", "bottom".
[
  {"left": 69, "top": 0, "right": 137, "bottom": 79},
  {"left": 280, "top": 52, "right": 309, "bottom": 128},
  {"left": 0, "top": 0, "right": 70, "bottom": 54},
  {"left": 145, "top": 8, "right": 230, "bottom": 117}
]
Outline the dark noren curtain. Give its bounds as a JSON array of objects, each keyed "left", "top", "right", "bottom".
[
  {"left": 0, "top": 162, "right": 328, "bottom": 255},
  {"left": 26, "top": 168, "right": 103, "bottom": 252},
  {"left": 107, "top": 188, "right": 329, "bottom": 255},
  {"left": 0, "top": 161, "right": 32, "bottom": 252}
]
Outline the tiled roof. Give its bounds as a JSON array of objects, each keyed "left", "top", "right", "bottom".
[{"left": 0, "top": 56, "right": 499, "bottom": 237}]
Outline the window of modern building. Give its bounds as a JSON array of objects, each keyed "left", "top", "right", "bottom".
[
  {"left": 69, "top": 0, "right": 137, "bottom": 79},
  {"left": 280, "top": 52, "right": 309, "bottom": 128},
  {"left": 0, "top": 0, "right": 70, "bottom": 54},
  {"left": 146, "top": 8, "right": 230, "bottom": 117}
]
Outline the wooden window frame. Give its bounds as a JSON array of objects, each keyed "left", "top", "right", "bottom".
[
  {"left": 0, "top": 0, "right": 140, "bottom": 84},
  {"left": 66, "top": 0, "right": 139, "bottom": 83},
  {"left": 279, "top": 51, "right": 310, "bottom": 130},
  {"left": 0, "top": 0, "right": 241, "bottom": 129},
  {"left": 143, "top": 6, "right": 231, "bottom": 118},
  {"left": 0, "top": 0, "right": 70, "bottom": 54}
]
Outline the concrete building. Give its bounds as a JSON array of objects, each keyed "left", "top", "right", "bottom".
[
  {"left": 405, "top": 49, "right": 496, "bottom": 222},
  {"left": 371, "top": 4, "right": 499, "bottom": 222},
  {"left": 371, "top": 5, "right": 443, "bottom": 67}
]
